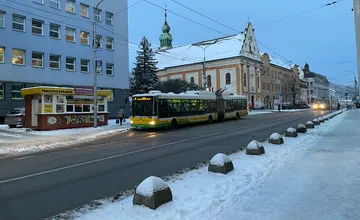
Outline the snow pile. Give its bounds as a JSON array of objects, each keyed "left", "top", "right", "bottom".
[
  {"left": 135, "top": 176, "right": 170, "bottom": 197},
  {"left": 59, "top": 112, "right": 348, "bottom": 220},
  {"left": 269, "top": 133, "right": 282, "bottom": 140},
  {"left": 246, "top": 140, "right": 262, "bottom": 150},
  {"left": 286, "top": 127, "right": 296, "bottom": 133},
  {"left": 209, "top": 153, "right": 231, "bottom": 167},
  {"left": 248, "top": 111, "right": 272, "bottom": 115}
]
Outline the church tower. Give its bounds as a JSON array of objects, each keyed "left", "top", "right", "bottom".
[{"left": 159, "top": 7, "right": 173, "bottom": 50}]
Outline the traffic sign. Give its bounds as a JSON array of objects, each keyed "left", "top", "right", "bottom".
[{"left": 96, "top": 60, "right": 102, "bottom": 73}]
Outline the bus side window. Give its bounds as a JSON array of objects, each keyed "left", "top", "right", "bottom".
[{"left": 158, "top": 99, "right": 168, "bottom": 118}]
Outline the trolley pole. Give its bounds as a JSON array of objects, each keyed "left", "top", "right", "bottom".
[
  {"left": 92, "top": 0, "right": 104, "bottom": 128},
  {"left": 202, "top": 49, "right": 206, "bottom": 89},
  {"left": 354, "top": 0, "right": 360, "bottom": 96}
]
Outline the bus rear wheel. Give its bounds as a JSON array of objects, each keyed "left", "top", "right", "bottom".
[
  {"left": 236, "top": 112, "right": 240, "bottom": 120},
  {"left": 171, "top": 119, "right": 178, "bottom": 129}
]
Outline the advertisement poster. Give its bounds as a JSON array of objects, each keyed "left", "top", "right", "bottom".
[
  {"left": 44, "top": 104, "right": 53, "bottom": 113},
  {"left": 47, "top": 115, "right": 105, "bottom": 126}
]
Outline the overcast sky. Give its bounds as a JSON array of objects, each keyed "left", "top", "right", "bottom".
[{"left": 126, "top": 0, "right": 357, "bottom": 86}]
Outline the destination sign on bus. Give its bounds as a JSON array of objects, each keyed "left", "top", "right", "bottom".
[{"left": 134, "top": 97, "right": 152, "bottom": 101}]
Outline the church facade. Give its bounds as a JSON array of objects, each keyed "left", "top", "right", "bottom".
[{"left": 154, "top": 11, "right": 305, "bottom": 108}]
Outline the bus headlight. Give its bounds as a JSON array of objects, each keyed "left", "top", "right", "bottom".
[
  {"left": 313, "top": 104, "right": 318, "bottom": 109},
  {"left": 130, "top": 120, "right": 133, "bottom": 124},
  {"left": 320, "top": 104, "right": 325, "bottom": 109},
  {"left": 149, "top": 121, "right": 156, "bottom": 125}
]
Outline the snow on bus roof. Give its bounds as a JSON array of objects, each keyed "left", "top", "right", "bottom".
[{"left": 132, "top": 91, "right": 247, "bottom": 100}]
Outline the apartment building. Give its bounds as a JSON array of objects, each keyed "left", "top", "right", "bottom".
[{"left": 0, "top": 0, "right": 129, "bottom": 121}]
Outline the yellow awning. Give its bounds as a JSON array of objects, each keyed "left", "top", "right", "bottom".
[{"left": 21, "top": 87, "right": 111, "bottom": 96}]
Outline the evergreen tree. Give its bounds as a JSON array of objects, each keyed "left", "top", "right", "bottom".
[{"left": 129, "top": 36, "right": 158, "bottom": 95}]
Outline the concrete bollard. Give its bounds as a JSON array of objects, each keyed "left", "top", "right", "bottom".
[
  {"left": 208, "top": 153, "right": 234, "bottom": 174},
  {"left": 312, "top": 119, "right": 320, "bottom": 125},
  {"left": 246, "top": 140, "right": 265, "bottom": 155},
  {"left": 296, "top": 124, "right": 307, "bottom": 133},
  {"left": 268, "top": 133, "right": 284, "bottom": 144},
  {"left": 285, "top": 127, "right": 298, "bottom": 137},
  {"left": 305, "top": 121, "right": 315, "bottom": 128}
]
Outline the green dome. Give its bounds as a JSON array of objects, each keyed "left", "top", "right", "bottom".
[
  {"left": 159, "top": 32, "right": 173, "bottom": 41},
  {"left": 162, "top": 21, "right": 171, "bottom": 32}
]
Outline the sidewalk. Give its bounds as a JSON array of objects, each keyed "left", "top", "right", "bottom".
[
  {"left": 0, "top": 119, "right": 130, "bottom": 158},
  {"left": 58, "top": 110, "right": 353, "bottom": 220}
]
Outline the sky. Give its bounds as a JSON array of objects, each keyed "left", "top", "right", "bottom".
[{"left": 125, "top": 0, "right": 357, "bottom": 87}]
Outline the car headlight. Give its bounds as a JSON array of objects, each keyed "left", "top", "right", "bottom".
[{"left": 149, "top": 121, "right": 155, "bottom": 125}]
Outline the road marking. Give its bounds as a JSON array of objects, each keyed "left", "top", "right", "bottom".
[
  {"left": 14, "top": 156, "right": 35, "bottom": 160},
  {"left": 0, "top": 112, "right": 309, "bottom": 184}
]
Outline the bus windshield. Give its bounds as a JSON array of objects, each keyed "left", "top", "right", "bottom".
[{"left": 132, "top": 96, "right": 155, "bottom": 116}]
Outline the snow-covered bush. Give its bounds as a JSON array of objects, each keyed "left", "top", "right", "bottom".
[
  {"left": 133, "top": 176, "right": 173, "bottom": 209},
  {"left": 285, "top": 127, "right": 298, "bottom": 137},
  {"left": 268, "top": 132, "right": 284, "bottom": 144},
  {"left": 312, "top": 119, "right": 320, "bottom": 125},
  {"left": 246, "top": 140, "right": 265, "bottom": 155},
  {"left": 305, "top": 121, "right": 315, "bottom": 129},
  {"left": 208, "top": 153, "right": 234, "bottom": 174},
  {"left": 296, "top": 124, "right": 307, "bottom": 133}
]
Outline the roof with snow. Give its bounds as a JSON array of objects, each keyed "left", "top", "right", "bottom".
[{"left": 155, "top": 33, "right": 245, "bottom": 70}]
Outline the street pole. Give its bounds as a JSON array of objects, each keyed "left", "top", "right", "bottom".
[
  {"left": 93, "top": 0, "right": 104, "bottom": 128},
  {"left": 329, "top": 89, "right": 332, "bottom": 110},
  {"left": 203, "top": 48, "right": 206, "bottom": 89},
  {"left": 354, "top": 0, "right": 360, "bottom": 97}
]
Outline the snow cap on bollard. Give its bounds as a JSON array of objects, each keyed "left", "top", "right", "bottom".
[
  {"left": 296, "top": 124, "right": 307, "bottom": 133},
  {"left": 305, "top": 121, "right": 315, "bottom": 128},
  {"left": 208, "top": 153, "right": 234, "bottom": 174},
  {"left": 268, "top": 133, "right": 284, "bottom": 144},
  {"left": 312, "top": 118, "right": 320, "bottom": 125},
  {"left": 133, "top": 176, "right": 173, "bottom": 210},
  {"left": 285, "top": 127, "right": 298, "bottom": 137},
  {"left": 246, "top": 140, "right": 265, "bottom": 155},
  {"left": 318, "top": 117, "right": 325, "bottom": 123}
]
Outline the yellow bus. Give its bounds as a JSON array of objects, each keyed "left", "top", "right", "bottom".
[{"left": 130, "top": 90, "right": 248, "bottom": 129}]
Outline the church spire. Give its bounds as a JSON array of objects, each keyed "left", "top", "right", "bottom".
[{"left": 159, "top": 5, "right": 173, "bottom": 50}]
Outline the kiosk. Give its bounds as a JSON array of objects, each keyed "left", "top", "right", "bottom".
[{"left": 21, "top": 86, "right": 111, "bottom": 131}]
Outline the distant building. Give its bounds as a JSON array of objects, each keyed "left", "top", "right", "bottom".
[
  {"left": 0, "top": 0, "right": 130, "bottom": 121},
  {"left": 298, "top": 63, "right": 330, "bottom": 104}
]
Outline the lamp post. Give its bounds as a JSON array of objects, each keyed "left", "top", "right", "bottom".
[
  {"left": 93, "top": 0, "right": 104, "bottom": 128},
  {"left": 353, "top": 0, "right": 360, "bottom": 97},
  {"left": 329, "top": 88, "right": 335, "bottom": 110}
]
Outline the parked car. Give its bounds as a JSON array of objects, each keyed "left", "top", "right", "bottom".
[{"left": 5, "top": 107, "right": 25, "bottom": 128}]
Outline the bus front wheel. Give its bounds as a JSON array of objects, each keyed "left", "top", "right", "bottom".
[
  {"left": 236, "top": 112, "right": 240, "bottom": 120},
  {"left": 208, "top": 115, "right": 213, "bottom": 123},
  {"left": 171, "top": 119, "right": 178, "bottom": 129}
]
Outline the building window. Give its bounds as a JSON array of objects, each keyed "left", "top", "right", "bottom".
[
  {"left": 66, "top": 57, "right": 75, "bottom": 71},
  {"left": 0, "top": 47, "right": 4, "bottom": 63},
  {"left": 106, "top": 12, "right": 113, "bottom": 25},
  {"left": 207, "top": 75, "right": 212, "bottom": 88},
  {"left": 50, "top": 23, "right": 60, "bottom": 39},
  {"left": 190, "top": 77, "right": 195, "bottom": 84},
  {"left": 80, "top": 31, "right": 89, "bottom": 45},
  {"left": 80, "top": 3, "right": 89, "bottom": 17},
  {"left": 32, "top": 19, "right": 43, "bottom": 35},
  {"left": 0, "top": 82, "right": 4, "bottom": 99},
  {"left": 81, "top": 59, "right": 89, "bottom": 73},
  {"left": 106, "top": 63, "right": 114, "bottom": 76},
  {"left": 65, "top": 0, "right": 75, "bottom": 13},
  {"left": 0, "top": 11, "right": 5, "bottom": 28},
  {"left": 106, "top": 37, "right": 113, "bottom": 50},
  {"left": 12, "top": 14, "right": 25, "bottom": 31},
  {"left": 93, "top": 8, "right": 101, "bottom": 22},
  {"left": 33, "top": 0, "right": 44, "bottom": 4},
  {"left": 32, "top": 52, "right": 43, "bottom": 67},
  {"left": 225, "top": 73, "right": 231, "bottom": 84},
  {"left": 12, "top": 49, "right": 25, "bottom": 65},
  {"left": 244, "top": 73, "right": 247, "bottom": 86},
  {"left": 95, "top": 35, "right": 101, "bottom": 48},
  {"left": 66, "top": 27, "right": 75, "bottom": 42},
  {"left": 50, "top": 54, "right": 60, "bottom": 69},
  {"left": 50, "top": 0, "right": 60, "bottom": 9},
  {"left": 12, "top": 84, "right": 24, "bottom": 99},
  {"left": 262, "top": 82, "right": 266, "bottom": 90},
  {"left": 257, "top": 75, "right": 260, "bottom": 88}
]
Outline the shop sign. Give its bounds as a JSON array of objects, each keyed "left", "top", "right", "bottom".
[
  {"left": 44, "top": 104, "right": 53, "bottom": 113},
  {"left": 74, "top": 87, "right": 94, "bottom": 95}
]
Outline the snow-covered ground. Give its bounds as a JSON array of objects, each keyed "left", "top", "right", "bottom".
[
  {"left": 58, "top": 109, "right": 354, "bottom": 220},
  {"left": 0, "top": 119, "right": 130, "bottom": 158},
  {"left": 248, "top": 110, "right": 273, "bottom": 115}
]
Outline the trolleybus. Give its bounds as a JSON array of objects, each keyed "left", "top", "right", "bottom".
[{"left": 130, "top": 90, "right": 248, "bottom": 129}]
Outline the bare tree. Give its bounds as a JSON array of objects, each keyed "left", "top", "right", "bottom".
[{"left": 281, "top": 72, "right": 301, "bottom": 107}]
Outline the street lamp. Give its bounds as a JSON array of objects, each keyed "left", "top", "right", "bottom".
[{"left": 93, "top": 0, "right": 104, "bottom": 128}]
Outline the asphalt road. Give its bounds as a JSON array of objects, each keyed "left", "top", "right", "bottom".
[{"left": 0, "top": 110, "right": 332, "bottom": 220}]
